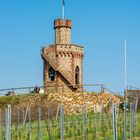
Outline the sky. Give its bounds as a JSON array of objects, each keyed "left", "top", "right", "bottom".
[{"left": 0, "top": 0, "right": 140, "bottom": 93}]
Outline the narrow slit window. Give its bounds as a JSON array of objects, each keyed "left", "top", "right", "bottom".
[{"left": 75, "top": 66, "right": 79, "bottom": 85}]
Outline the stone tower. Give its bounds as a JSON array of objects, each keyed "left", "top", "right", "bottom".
[{"left": 42, "top": 19, "right": 84, "bottom": 92}]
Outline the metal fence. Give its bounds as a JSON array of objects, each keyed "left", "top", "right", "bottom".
[
  {"left": 0, "top": 84, "right": 108, "bottom": 96},
  {"left": 0, "top": 99, "right": 140, "bottom": 140},
  {"left": 0, "top": 86, "right": 43, "bottom": 96}
]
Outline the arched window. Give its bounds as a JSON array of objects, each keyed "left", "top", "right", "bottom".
[
  {"left": 75, "top": 66, "right": 79, "bottom": 85},
  {"left": 48, "top": 67, "right": 55, "bottom": 81}
]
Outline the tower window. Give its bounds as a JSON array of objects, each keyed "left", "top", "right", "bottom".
[
  {"left": 48, "top": 67, "right": 55, "bottom": 81},
  {"left": 75, "top": 66, "right": 79, "bottom": 85}
]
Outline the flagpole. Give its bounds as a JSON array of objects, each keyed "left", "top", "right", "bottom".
[
  {"left": 124, "top": 40, "right": 127, "bottom": 140},
  {"left": 125, "top": 40, "right": 127, "bottom": 98},
  {"left": 62, "top": 0, "right": 65, "bottom": 19}
]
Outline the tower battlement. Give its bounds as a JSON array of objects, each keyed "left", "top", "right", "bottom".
[
  {"left": 54, "top": 19, "right": 72, "bottom": 29},
  {"left": 42, "top": 44, "right": 84, "bottom": 54}
]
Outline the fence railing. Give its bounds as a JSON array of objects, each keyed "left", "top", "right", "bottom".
[
  {"left": 0, "top": 86, "right": 43, "bottom": 96},
  {"left": 0, "top": 84, "right": 107, "bottom": 96}
]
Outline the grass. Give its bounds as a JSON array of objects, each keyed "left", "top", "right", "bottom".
[{"left": 1, "top": 110, "right": 140, "bottom": 140}]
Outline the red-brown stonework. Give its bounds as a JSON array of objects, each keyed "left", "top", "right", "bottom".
[
  {"left": 54, "top": 19, "right": 72, "bottom": 29},
  {"left": 42, "top": 19, "right": 84, "bottom": 93}
]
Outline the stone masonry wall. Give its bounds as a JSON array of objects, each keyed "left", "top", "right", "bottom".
[
  {"left": 55, "top": 27, "right": 71, "bottom": 44},
  {"left": 43, "top": 19, "right": 84, "bottom": 93}
]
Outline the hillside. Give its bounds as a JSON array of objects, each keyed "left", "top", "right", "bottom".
[{"left": 0, "top": 92, "right": 121, "bottom": 115}]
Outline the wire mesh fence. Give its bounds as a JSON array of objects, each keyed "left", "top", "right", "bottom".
[{"left": 0, "top": 100, "right": 139, "bottom": 140}]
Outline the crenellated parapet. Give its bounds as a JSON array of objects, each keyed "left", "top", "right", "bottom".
[
  {"left": 56, "top": 44, "right": 83, "bottom": 54},
  {"left": 42, "top": 44, "right": 84, "bottom": 58},
  {"left": 54, "top": 19, "right": 72, "bottom": 29}
]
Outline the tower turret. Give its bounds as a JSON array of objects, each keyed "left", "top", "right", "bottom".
[
  {"left": 54, "top": 19, "right": 72, "bottom": 44},
  {"left": 42, "top": 1, "right": 84, "bottom": 92}
]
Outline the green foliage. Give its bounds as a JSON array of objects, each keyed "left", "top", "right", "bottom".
[
  {"left": 0, "top": 111, "right": 140, "bottom": 140},
  {"left": 0, "top": 95, "right": 20, "bottom": 108},
  {"left": 0, "top": 94, "right": 140, "bottom": 140}
]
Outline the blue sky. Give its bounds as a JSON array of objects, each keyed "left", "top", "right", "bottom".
[{"left": 0, "top": 0, "right": 140, "bottom": 93}]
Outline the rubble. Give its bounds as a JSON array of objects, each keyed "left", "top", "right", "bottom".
[{"left": 48, "top": 92, "right": 120, "bottom": 115}]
